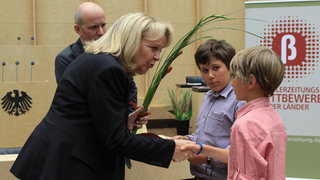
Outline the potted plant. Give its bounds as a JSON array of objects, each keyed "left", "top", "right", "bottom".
[{"left": 168, "top": 88, "right": 192, "bottom": 135}]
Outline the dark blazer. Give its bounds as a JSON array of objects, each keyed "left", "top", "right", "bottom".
[
  {"left": 55, "top": 38, "right": 84, "bottom": 84},
  {"left": 11, "top": 53, "right": 175, "bottom": 180},
  {"left": 54, "top": 38, "right": 138, "bottom": 112}
]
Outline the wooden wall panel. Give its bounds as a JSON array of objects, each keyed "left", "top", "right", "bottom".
[
  {"left": 36, "top": 1, "right": 81, "bottom": 24},
  {"left": 147, "top": 0, "right": 196, "bottom": 23},
  {"left": 0, "top": 45, "right": 62, "bottom": 148},
  {"left": 197, "top": 0, "right": 245, "bottom": 51},
  {"left": 0, "top": 46, "right": 63, "bottom": 82},
  {"left": 0, "top": 0, "right": 33, "bottom": 45},
  {"left": 0, "top": 0, "right": 32, "bottom": 22},
  {"left": 0, "top": 82, "right": 51, "bottom": 148},
  {"left": 94, "top": 0, "right": 145, "bottom": 23},
  {"left": 35, "top": 0, "right": 86, "bottom": 45},
  {"left": 36, "top": 24, "right": 78, "bottom": 45}
]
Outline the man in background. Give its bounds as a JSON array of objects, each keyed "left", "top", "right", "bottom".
[{"left": 55, "top": 2, "right": 138, "bottom": 112}]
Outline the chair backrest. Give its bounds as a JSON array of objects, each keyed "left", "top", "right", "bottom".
[{"left": 185, "top": 76, "right": 207, "bottom": 86}]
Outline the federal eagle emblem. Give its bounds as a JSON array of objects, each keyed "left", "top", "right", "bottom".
[{"left": 1, "top": 90, "right": 32, "bottom": 116}]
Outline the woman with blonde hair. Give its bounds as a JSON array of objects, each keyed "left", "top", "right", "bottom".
[
  {"left": 11, "top": 12, "right": 192, "bottom": 180},
  {"left": 85, "top": 12, "right": 174, "bottom": 76}
]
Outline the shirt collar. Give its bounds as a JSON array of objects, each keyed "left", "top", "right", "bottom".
[
  {"left": 235, "top": 97, "right": 270, "bottom": 119},
  {"left": 206, "top": 84, "right": 234, "bottom": 99}
]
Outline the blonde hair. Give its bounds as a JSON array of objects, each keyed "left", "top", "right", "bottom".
[
  {"left": 229, "top": 46, "right": 284, "bottom": 96},
  {"left": 84, "top": 12, "right": 174, "bottom": 76}
]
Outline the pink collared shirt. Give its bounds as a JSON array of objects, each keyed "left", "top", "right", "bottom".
[{"left": 228, "top": 97, "right": 287, "bottom": 180}]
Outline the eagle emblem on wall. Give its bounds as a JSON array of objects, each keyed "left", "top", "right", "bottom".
[{"left": 1, "top": 90, "right": 32, "bottom": 116}]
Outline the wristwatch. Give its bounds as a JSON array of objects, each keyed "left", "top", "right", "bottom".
[{"left": 206, "top": 156, "right": 211, "bottom": 165}]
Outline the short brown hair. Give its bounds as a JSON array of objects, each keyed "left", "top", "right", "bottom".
[{"left": 194, "top": 39, "right": 235, "bottom": 69}]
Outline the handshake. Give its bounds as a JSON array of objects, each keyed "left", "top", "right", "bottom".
[
  {"left": 169, "top": 135, "right": 199, "bottom": 162},
  {"left": 169, "top": 135, "right": 229, "bottom": 164}
]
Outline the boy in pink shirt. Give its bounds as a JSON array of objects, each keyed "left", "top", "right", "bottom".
[{"left": 182, "top": 46, "right": 287, "bottom": 179}]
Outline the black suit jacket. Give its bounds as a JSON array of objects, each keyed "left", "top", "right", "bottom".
[
  {"left": 11, "top": 53, "right": 175, "bottom": 180},
  {"left": 55, "top": 38, "right": 84, "bottom": 83},
  {"left": 55, "top": 38, "right": 138, "bottom": 112}
]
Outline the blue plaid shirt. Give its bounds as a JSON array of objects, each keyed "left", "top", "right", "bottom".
[{"left": 187, "top": 84, "right": 246, "bottom": 180}]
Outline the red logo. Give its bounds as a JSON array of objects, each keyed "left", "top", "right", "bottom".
[{"left": 258, "top": 16, "right": 319, "bottom": 82}]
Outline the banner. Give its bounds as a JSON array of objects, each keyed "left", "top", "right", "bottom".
[{"left": 245, "top": 1, "right": 320, "bottom": 179}]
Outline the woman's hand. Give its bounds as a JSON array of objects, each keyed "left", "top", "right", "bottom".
[
  {"left": 127, "top": 106, "right": 150, "bottom": 131},
  {"left": 172, "top": 140, "right": 194, "bottom": 162},
  {"left": 168, "top": 135, "right": 191, "bottom": 141}
]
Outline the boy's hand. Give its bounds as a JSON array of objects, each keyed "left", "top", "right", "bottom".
[
  {"left": 188, "top": 154, "right": 207, "bottom": 165},
  {"left": 181, "top": 142, "right": 201, "bottom": 154}
]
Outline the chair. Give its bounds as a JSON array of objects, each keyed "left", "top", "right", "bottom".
[{"left": 185, "top": 76, "right": 206, "bottom": 86}]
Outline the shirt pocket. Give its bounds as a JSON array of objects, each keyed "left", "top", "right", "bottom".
[
  {"left": 202, "top": 112, "right": 232, "bottom": 148},
  {"left": 206, "top": 111, "right": 233, "bottom": 137}
]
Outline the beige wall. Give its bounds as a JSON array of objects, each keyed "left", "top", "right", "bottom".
[
  {"left": 0, "top": 0, "right": 245, "bottom": 148},
  {"left": 0, "top": 45, "right": 62, "bottom": 148}
]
